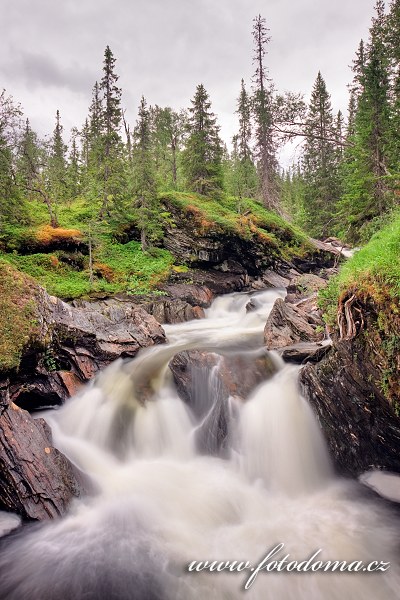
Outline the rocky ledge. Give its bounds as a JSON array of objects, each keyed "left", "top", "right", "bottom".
[{"left": 300, "top": 294, "right": 400, "bottom": 476}]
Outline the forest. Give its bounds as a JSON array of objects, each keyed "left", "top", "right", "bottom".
[
  {"left": 0, "top": 3, "right": 400, "bottom": 599},
  {"left": 0, "top": 0, "right": 398, "bottom": 303}
]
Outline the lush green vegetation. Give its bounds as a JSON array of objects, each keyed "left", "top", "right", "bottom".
[
  {"left": 0, "top": 6, "right": 398, "bottom": 311},
  {"left": 320, "top": 211, "right": 400, "bottom": 325},
  {"left": 0, "top": 189, "right": 311, "bottom": 299},
  {"left": 283, "top": 0, "right": 399, "bottom": 244}
]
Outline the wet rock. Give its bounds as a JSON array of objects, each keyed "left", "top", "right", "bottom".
[
  {"left": 300, "top": 338, "right": 400, "bottom": 476},
  {"left": 264, "top": 298, "right": 324, "bottom": 350},
  {"left": 260, "top": 270, "right": 291, "bottom": 289},
  {"left": 277, "top": 341, "right": 332, "bottom": 364},
  {"left": 165, "top": 269, "right": 249, "bottom": 297},
  {"left": 246, "top": 299, "right": 257, "bottom": 313},
  {"left": 169, "top": 349, "right": 278, "bottom": 454},
  {"left": 136, "top": 298, "right": 204, "bottom": 324},
  {"left": 169, "top": 350, "right": 277, "bottom": 405},
  {"left": 160, "top": 283, "right": 214, "bottom": 308},
  {"left": 0, "top": 401, "right": 80, "bottom": 520},
  {"left": 4, "top": 291, "right": 166, "bottom": 410}
]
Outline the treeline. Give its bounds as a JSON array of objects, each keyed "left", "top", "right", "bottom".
[
  {"left": 0, "top": 1, "right": 398, "bottom": 247},
  {"left": 283, "top": 0, "right": 400, "bottom": 242}
]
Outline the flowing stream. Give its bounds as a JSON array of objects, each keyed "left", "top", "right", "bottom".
[{"left": 0, "top": 289, "right": 399, "bottom": 600}]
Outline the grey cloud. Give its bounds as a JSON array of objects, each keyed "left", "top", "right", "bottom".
[
  {"left": 1, "top": 50, "right": 95, "bottom": 94},
  {"left": 0, "top": 0, "right": 377, "bottom": 148}
]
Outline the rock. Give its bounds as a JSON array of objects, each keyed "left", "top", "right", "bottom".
[
  {"left": 300, "top": 339, "right": 400, "bottom": 476},
  {"left": 4, "top": 291, "right": 166, "bottom": 410},
  {"left": 170, "top": 350, "right": 277, "bottom": 405},
  {"left": 264, "top": 298, "right": 324, "bottom": 350},
  {"left": 260, "top": 270, "right": 291, "bottom": 289},
  {"left": 286, "top": 273, "right": 328, "bottom": 302},
  {"left": 0, "top": 400, "right": 80, "bottom": 520},
  {"left": 251, "top": 268, "right": 295, "bottom": 290},
  {"left": 161, "top": 197, "right": 339, "bottom": 276},
  {"left": 214, "top": 259, "right": 247, "bottom": 274},
  {"left": 246, "top": 299, "right": 257, "bottom": 313},
  {"left": 75, "top": 294, "right": 204, "bottom": 325},
  {"left": 165, "top": 269, "right": 249, "bottom": 297},
  {"left": 138, "top": 299, "right": 204, "bottom": 324},
  {"left": 309, "top": 238, "right": 342, "bottom": 256},
  {"left": 169, "top": 349, "right": 278, "bottom": 454},
  {"left": 277, "top": 341, "right": 332, "bottom": 364},
  {"left": 299, "top": 290, "right": 400, "bottom": 476},
  {"left": 160, "top": 283, "right": 214, "bottom": 308}
]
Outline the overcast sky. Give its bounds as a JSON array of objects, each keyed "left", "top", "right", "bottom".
[{"left": 2, "top": 0, "right": 376, "bottom": 163}]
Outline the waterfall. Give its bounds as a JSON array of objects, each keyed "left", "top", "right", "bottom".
[{"left": 0, "top": 289, "right": 399, "bottom": 600}]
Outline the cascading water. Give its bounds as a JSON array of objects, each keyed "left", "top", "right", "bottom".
[{"left": 0, "top": 288, "right": 399, "bottom": 600}]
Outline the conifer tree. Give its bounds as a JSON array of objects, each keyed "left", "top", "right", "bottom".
[
  {"left": 182, "top": 84, "right": 223, "bottom": 195},
  {"left": 230, "top": 79, "right": 258, "bottom": 200},
  {"left": 47, "top": 109, "right": 67, "bottom": 206},
  {"left": 98, "top": 46, "right": 126, "bottom": 216},
  {"left": 386, "top": 0, "right": 400, "bottom": 173},
  {"left": 66, "top": 127, "right": 81, "bottom": 201},
  {"left": 251, "top": 15, "right": 279, "bottom": 210},
  {"left": 338, "top": 1, "right": 393, "bottom": 240},
  {"left": 302, "top": 72, "right": 340, "bottom": 237},
  {"left": 17, "top": 119, "right": 41, "bottom": 199},
  {"left": 150, "top": 106, "right": 186, "bottom": 190},
  {"left": 132, "top": 96, "right": 160, "bottom": 251}
]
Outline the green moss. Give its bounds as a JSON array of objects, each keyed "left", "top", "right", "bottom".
[
  {"left": 161, "top": 191, "right": 312, "bottom": 258},
  {"left": 0, "top": 261, "right": 39, "bottom": 372}
]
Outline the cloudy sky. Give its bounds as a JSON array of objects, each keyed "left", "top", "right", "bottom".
[{"left": 2, "top": 0, "right": 376, "bottom": 161}]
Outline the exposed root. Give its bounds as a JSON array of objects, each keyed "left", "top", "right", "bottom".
[{"left": 337, "top": 293, "right": 365, "bottom": 340}]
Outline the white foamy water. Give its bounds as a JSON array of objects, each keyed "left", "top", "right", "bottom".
[{"left": 0, "top": 289, "right": 399, "bottom": 600}]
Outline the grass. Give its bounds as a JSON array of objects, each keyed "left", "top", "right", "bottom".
[
  {"left": 0, "top": 191, "right": 312, "bottom": 300},
  {"left": 318, "top": 213, "right": 400, "bottom": 405},
  {"left": 319, "top": 211, "right": 400, "bottom": 326},
  {"left": 0, "top": 242, "right": 174, "bottom": 299},
  {"left": 0, "top": 261, "right": 39, "bottom": 372}
]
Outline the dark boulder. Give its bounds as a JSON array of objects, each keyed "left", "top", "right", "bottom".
[
  {"left": 0, "top": 391, "right": 80, "bottom": 520},
  {"left": 4, "top": 291, "right": 166, "bottom": 410},
  {"left": 300, "top": 293, "right": 400, "bottom": 475},
  {"left": 264, "top": 298, "right": 324, "bottom": 350},
  {"left": 169, "top": 349, "right": 278, "bottom": 454},
  {"left": 277, "top": 341, "right": 332, "bottom": 364}
]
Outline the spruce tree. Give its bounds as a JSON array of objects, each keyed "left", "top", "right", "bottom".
[
  {"left": 231, "top": 79, "right": 258, "bottom": 200},
  {"left": 251, "top": 15, "right": 279, "bottom": 210},
  {"left": 386, "top": 0, "right": 400, "bottom": 174},
  {"left": 98, "top": 46, "right": 126, "bottom": 216},
  {"left": 66, "top": 127, "right": 81, "bottom": 201},
  {"left": 182, "top": 84, "right": 223, "bottom": 195},
  {"left": 17, "top": 119, "right": 41, "bottom": 200},
  {"left": 338, "top": 1, "right": 392, "bottom": 240},
  {"left": 48, "top": 109, "right": 67, "bottom": 206},
  {"left": 302, "top": 72, "right": 341, "bottom": 237},
  {"left": 132, "top": 96, "right": 160, "bottom": 251},
  {"left": 150, "top": 106, "right": 185, "bottom": 190}
]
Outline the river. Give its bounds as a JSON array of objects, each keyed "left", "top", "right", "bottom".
[{"left": 0, "top": 289, "right": 399, "bottom": 599}]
